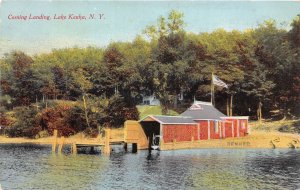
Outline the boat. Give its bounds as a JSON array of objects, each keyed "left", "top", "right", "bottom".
[{"left": 151, "top": 134, "right": 161, "bottom": 150}]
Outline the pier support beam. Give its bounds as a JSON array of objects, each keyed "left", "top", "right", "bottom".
[
  {"left": 90, "top": 146, "right": 95, "bottom": 154},
  {"left": 132, "top": 143, "right": 137, "bottom": 153},
  {"left": 123, "top": 143, "right": 128, "bottom": 152},
  {"left": 52, "top": 130, "right": 58, "bottom": 152},
  {"left": 72, "top": 143, "right": 77, "bottom": 154},
  {"left": 58, "top": 136, "right": 65, "bottom": 153},
  {"left": 104, "top": 128, "right": 111, "bottom": 154}
]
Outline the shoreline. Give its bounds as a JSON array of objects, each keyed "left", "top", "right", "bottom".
[
  {"left": 0, "top": 133, "right": 103, "bottom": 146},
  {"left": 1, "top": 131, "right": 299, "bottom": 149},
  {"left": 161, "top": 131, "right": 300, "bottom": 150}
]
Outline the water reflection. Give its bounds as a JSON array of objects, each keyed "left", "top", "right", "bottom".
[{"left": 0, "top": 144, "right": 300, "bottom": 190}]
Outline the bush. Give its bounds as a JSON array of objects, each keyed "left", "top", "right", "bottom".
[
  {"left": 5, "top": 106, "right": 41, "bottom": 138},
  {"left": 278, "top": 120, "right": 300, "bottom": 134},
  {"left": 99, "top": 95, "right": 140, "bottom": 128},
  {"left": 5, "top": 125, "right": 23, "bottom": 137},
  {"left": 67, "top": 106, "right": 90, "bottom": 132},
  {"left": 0, "top": 111, "right": 13, "bottom": 126},
  {"left": 35, "top": 130, "right": 50, "bottom": 138},
  {"left": 39, "top": 106, "right": 76, "bottom": 137},
  {"left": 123, "top": 107, "right": 140, "bottom": 121},
  {"left": 83, "top": 127, "right": 99, "bottom": 138},
  {"left": 2, "top": 96, "right": 140, "bottom": 137}
]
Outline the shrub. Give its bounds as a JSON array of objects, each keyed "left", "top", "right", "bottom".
[
  {"left": 123, "top": 107, "right": 140, "bottom": 121},
  {"left": 83, "top": 127, "right": 99, "bottom": 138},
  {"left": 99, "top": 95, "right": 140, "bottom": 128},
  {"left": 278, "top": 120, "right": 300, "bottom": 134},
  {"left": 0, "top": 110, "right": 13, "bottom": 126},
  {"left": 23, "top": 126, "right": 43, "bottom": 139},
  {"left": 38, "top": 101, "right": 100, "bottom": 137},
  {"left": 35, "top": 130, "right": 50, "bottom": 138},
  {"left": 5, "top": 125, "right": 23, "bottom": 137},
  {"left": 5, "top": 106, "right": 40, "bottom": 138},
  {"left": 67, "top": 106, "right": 89, "bottom": 132},
  {"left": 39, "top": 106, "right": 76, "bottom": 137}
]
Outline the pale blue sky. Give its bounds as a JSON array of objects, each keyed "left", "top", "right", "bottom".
[{"left": 0, "top": 1, "right": 299, "bottom": 56}]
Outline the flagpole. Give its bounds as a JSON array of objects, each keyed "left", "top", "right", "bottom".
[{"left": 211, "top": 73, "right": 214, "bottom": 106}]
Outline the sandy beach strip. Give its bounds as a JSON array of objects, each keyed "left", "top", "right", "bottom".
[{"left": 0, "top": 131, "right": 299, "bottom": 149}]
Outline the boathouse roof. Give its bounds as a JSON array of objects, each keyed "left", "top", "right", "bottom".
[
  {"left": 180, "top": 101, "right": 226, "bottom": 120},
  {"left": 140, "top": 101, "right": 227, "bottom": 124},
  {"left": 140, "top": 115, "right": 197, "bottom": 124}
]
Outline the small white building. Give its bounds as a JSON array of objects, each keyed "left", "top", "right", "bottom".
[{"left": 142, "top": 94, "right": 160, "bottom": 106}]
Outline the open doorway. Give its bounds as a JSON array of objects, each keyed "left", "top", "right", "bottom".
[{"left": 140, "top": 121, "right": 161, "bottom": 150}]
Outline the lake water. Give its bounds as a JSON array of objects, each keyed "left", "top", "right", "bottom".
[{"left": 0, "top": 144, "right": 300, "bottom": 190}]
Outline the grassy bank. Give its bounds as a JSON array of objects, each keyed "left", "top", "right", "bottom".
[
  {"left": 250, "top": 119, "right": 300, "bottom": 133},
  {"left": 137, "top": 105, "right": 179, "bottom": 119},
  {"left": 1, "top": 120, "right": 299, "bottom": 149}
]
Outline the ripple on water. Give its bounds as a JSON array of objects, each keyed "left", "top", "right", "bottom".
[{"left": 0, "top": 144, "right": 300, "bottom": 190}]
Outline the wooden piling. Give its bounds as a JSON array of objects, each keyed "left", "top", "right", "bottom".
[
  {"left": 91, "top": 146, "right": 95, "bottom": 153},
  {"left": 104, "top": 128, "right": 111, "bottom": 154},
  {"left": 58, "top": 136, "right": 65, "bottom": 153},
  {"left": 72, "top": 142, "right": 77, "bottom": 154},
  {"left": 52, "top": 130, "right": 58, "bottom": 152},
  {"left": 124, "top": 143, "right": 128, "bottom": 152},
  {"left": 132, "top": 143, "right": 137, "bottom": 153}
]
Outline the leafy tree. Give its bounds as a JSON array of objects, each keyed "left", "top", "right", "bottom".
[
  {"left": 103, "top": 45, "right": 124, "bottom": 97},
  {"left": 289, "top": 15, "right": 300, "bottom": 49},
  {"left": 72, "top": 68, "right": 93, "bottom": 128},
  {"left": 1, "top": 51, "right": 43, "bottom": 106},
  {"left": 1, "top": 10, "right": 300, "bottom": 136},
  {"left": 287, "top": 15, "right": 300, "bottom": 115},
  {"left": 5, "top": 106, "right": 41, "bottom": 138},
  {"left": 39, "top": 105, "right": 75, "bottom": 137},
  {"left": 98, "top": 95, "right": 139, "bottom": 128},
  {"left": 254, "top": 19, "right": 298, "bottom": 117}
]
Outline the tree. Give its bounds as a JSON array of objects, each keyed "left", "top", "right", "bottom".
[
  {"left": 72, "top": 68, "right": 93, "bottom": 128},
  {"left": 287, "top": 15, "right": 300, "bottom": 116},
  {"left": 144, "top": 10, "right": 185, "bottom": 40},
  {"left": 1, "top": 51, "right": 43, "bottom": 106},
  {"left": 253, "top": 19, "right": 298, "bottom": 117},
  {"left": 5, "top": 106, "right": 40, "bottom": 138},
  {"left": 98, "top": 95, "right": 139, "bottom": 128},
  {"left": 103, "top": 46, "right": 124, "bottom": 97},
  {"left": 289, "top": 15, "right": 300, "bottom": 49},
  {"left": 153, "top": 70, "right": 171, "bottom": 114},
  {"left": 239, "top": 61, "right": 275, "bottom": 120}
]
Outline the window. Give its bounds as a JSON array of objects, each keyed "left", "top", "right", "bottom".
[
  {"left": 143, "top": 100, "right": 150, "bottom": 105},
  {"left": 241, "top": 121, "right": 246, "bottom": 129},
  {"left": 214, "top": 121, "right": 218, "bottom": 133}
]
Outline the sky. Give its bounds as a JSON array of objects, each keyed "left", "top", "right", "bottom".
[{"left": 0, "top": 1, "right": 299, "bottom": 56}]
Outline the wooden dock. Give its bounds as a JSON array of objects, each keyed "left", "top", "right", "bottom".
[
  {"left": 75, "top": 143, "right": 104, "bottom": 148},
  {"left": 51, "top": 120, "right": 149, "bottom": 155}
]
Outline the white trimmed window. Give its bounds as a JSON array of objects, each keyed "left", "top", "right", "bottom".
[
  {"left": 214, "top": 121, "right": 218, "bottom": 133},
  {"left": 241, "top": 121, "right": 246, "bottom": 129}
]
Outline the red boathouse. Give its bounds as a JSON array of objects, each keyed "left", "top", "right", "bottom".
[{"left": 139, "top": 101, "right": 249, "bottom": 148}]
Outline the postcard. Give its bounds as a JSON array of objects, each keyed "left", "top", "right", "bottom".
[{"left": 0, "top": 1, "right": 299, "bottom": 189}]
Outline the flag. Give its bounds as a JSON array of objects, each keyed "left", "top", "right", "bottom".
[{"left": 212, "top": 74, "right": 228, "bottom": 88}]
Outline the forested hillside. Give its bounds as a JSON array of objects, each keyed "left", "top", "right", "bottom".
[{"left": 1, "top": 11, "right": 299, "bottom": 137}]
